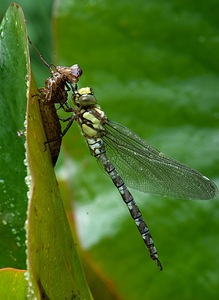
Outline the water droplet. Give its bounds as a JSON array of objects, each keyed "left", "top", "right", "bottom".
[
  {"left": 23, "top": 158, "right": 28, "bottom": 166},
  {"left": 25, "top": 175, "right": 31, "bottom": 189},
  {"left": 16, "top": 242, "right": 21, "bottom": 247},
  {"left": 17, "top": 130, "right": 24, "bottom": 137},
  {"left": 11, "top": 228, "right": 17, "bottom": 234}
]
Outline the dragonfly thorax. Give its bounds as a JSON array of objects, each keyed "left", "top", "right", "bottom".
[
  {"left": 73, "top": 86, "right": 107, "bottom": 138},
  {"left": 80, "top": 108, "right": 106, "bottom": 138}
]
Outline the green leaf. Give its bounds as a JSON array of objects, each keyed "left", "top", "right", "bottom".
[
  {"left": 26, "top": 76, "right": 93, "bottom": 299},
  {"left": 0, "top": 2, "right": 28, "bottom": 270},
  {"left": 0, "top": 268, "right": 27, "bottom": 298}
]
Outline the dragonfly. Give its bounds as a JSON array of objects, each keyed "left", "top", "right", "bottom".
[
  {"left": 37, "top": 99, "right": 62, "bottom": 166},
  {"left": 28, "top": 36, "right": 82, "bottom": 107},
  {"left": 59, "top": 86, "right": 218, "bottom": 270},
  {"left": 28, "top": 36, "right": 83, "bottom": 165}
]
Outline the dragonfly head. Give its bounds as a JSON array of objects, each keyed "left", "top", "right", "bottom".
[
  {"left": 56, "top": 64, "right": 83, "bottom": 84},
  {"left": 74, "top": 87, "right": 97, "bottom": 108}
]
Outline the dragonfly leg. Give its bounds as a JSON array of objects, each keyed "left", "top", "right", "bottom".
[{"left": 44, "top": 115, "right": 75, "bottom": 149}]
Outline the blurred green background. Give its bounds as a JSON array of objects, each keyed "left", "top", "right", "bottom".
[{"left": 1, "top": 0, "right": 219, "bottom": 299}]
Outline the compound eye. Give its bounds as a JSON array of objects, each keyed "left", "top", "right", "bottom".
[
  {"left": 77, "top": 87, "right": 97, "bottom": 107},
  {"left": 79, "top": 93, "right": 97, "bottom": 107},
  {"left": 70, "top": 64, "right": 83, "bottom": 78}
]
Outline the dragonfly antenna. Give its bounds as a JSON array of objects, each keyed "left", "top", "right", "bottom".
[{"left": 27, "top": 36, "right": 52, "bottom": 71}]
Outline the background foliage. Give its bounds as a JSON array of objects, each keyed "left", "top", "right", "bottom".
[{"left": 0, "top": 0, "right": 219, "bottom": 299}]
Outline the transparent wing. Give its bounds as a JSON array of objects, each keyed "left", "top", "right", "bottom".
[{"left": 103, "top": 121, "right": 218, "bottom": 200}]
